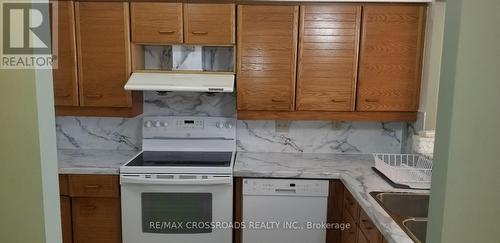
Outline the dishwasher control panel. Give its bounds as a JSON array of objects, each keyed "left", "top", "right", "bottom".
[{"left": 242, "top": 179, "right": 329, "bottom": 197}]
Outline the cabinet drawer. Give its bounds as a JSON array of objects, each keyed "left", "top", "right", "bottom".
[
  {"left": 69, "top": 175, "right": 119, "bottom": 198},
  {"left": 343, "top": 189, "right": 360, "bottom": 221},
  {"left": 360, "top": 210, "right": 382, "bottom": 242},
  {"left": 72, "top": 198, "right": 121, "bottom": 243},
  {"left": 59, "top": 174, "right": 69, "bottom": 196},
  {"left": 184, "top": 4, "right": 235, "bottom": 44},
  {"left": 341, "top": 206, "right": 358, "bottom": 243},
  {"left": 131, "top": 2, "right": 183, "bottom": 43}
]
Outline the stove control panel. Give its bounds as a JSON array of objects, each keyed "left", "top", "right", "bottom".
[{"left": 142, "top": 116, "right": 236, "bottom": 139}]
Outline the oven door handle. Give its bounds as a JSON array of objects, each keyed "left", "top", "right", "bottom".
[{"left": 120, "top": 175, "right": 232, "bottom": 185}]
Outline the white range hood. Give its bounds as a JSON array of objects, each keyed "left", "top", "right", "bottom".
[{"left": 124, "top": 72, "right": 234, "bottom": 92}]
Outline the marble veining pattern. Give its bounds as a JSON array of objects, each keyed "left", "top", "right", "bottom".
[
  {"left": 236, "top": 121, "right": 404, "bottom": 153},
  {"left": 172, "top": 45, "right": 203, "bottom": 70},
  {"left": 56, "top": 117, "right": 142, "bottom": 150},
  {"left": 143, "top": 91, "right": 236, "bottom": 117},
  {"left": 58, "top": 149, "right": 139, "bottom": 174},
  {"left": 235, "top": 152, "right": 427, "bottom": 243},
  {"left": 144, "top": 45, "right": 173, "bottom": 70}
]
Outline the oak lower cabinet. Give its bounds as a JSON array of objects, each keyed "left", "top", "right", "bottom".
[
  {"left": 59, "top": 174, "right": 121, "bottom": 243},
  {"left": 340, "top": 187, "right": 385, "bottom": 243},
  {"left": 53, "top": 1, "right": 142, "bottom": 117},
  {"left": 356, "top": 5, "right": 426, "bottom": 112},
  {"left": 60, "top": 196, "right": 73, "bottom": 243},
  {"left": 236, "top": 5, "right": 299, "bottom": 111}
]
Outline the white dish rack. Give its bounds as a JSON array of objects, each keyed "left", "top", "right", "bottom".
[{"left": 373, "top": 153, "right": 433, "bottom": 189}]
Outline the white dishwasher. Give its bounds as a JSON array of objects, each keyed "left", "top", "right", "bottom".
[{"left": 242, "top": 179, "right": 329, "bottom": 243}]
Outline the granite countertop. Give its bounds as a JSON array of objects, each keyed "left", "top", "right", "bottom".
[
  {"left": 234, "top": 152, "right": 427, "bottom": 243},
  {"left": 58, "top": 149, "right": 139, "bottom": 174}
]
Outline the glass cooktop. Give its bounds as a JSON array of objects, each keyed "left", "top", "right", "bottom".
[{"left": 126, "top": 151, "right": 233, "bottom": 167}]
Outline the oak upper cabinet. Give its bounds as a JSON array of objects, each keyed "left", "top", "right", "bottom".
[
  {"left": 237, "top": 5, "right": 299, "bottom": 111},
  {"left": 131, "top": 3, "right": 183, "bottom": 44},
  {"left": 52, "top": 1, "right": 78, "bottom": 106},
  {"left": 357, "top": 5, "right": 426, "bottom": 111},
  {"left": 297, "top": 5, "right": 361, "bottom": 111},
  {"left": 184, "top": 4, "right": 235, "bottom": 44},
  {"left": 75, "top": 2, "right": 132, "bottom": 108}
]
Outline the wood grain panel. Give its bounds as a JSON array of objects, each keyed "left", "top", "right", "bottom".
[
  {"left": 75, "top": 2, "right": 132, "bottom": 108},
  {"left": 131, "top": 3, "right": 182, "bottom": 44},
  {"left": 297, "top": 5, "right": 361, "bottom": 111},
  {"left": 341, "top": 206, "right": 358, "bottom": 243},
  {"left": 72, "top": 198, "right": 121, "bottom": 243},
  {"left": 233, "top": 178, "right": 243, "bottom": 243},
  {"left": 237, "top": 5, "right": 298, "bottom": 111},
  {"left": 360, "top": 210, "right": 384, "bottom": 243},
  {"left": 52, "top": 1, "right": 78, "bottom": 106},
  {"left": 59, "top": 174, "right": 69, "bottom": 196},
  {"left": 184, "top": 4, "right": 235, "bottom": 44},
  {"left": 68, "top": 175, "right": 119, "bottom": 198},
  {"left": 60, "top": 196, "right": 72, "bottom": 243},
  {"left": 237, "top": 110, "right": 417, "bottom": 121},
  {"left": 326, "top": 180, "right": 344, "bottom": 243},
  {"left": 357, "top": 5, "right": 426, "bottom": 111}
]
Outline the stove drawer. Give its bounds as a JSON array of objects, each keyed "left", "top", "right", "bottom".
[{"left": 69, "top": 175, "right": 119, "bottom": 198}]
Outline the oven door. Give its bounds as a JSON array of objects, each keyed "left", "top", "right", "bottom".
[{"left": 120, "top": 174, "right": 233, "bottom": 243}]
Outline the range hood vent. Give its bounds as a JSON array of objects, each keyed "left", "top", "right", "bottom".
[{"left": 124, "top": 72, "right": 234, "bottom": 93}]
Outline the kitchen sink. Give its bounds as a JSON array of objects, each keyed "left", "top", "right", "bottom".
[
  {"left": 370, "top": 192, "right": 430, "bottom": 243},
  {"left": 372, "top": 192, "right": 429, "bottom": 218},
  {"left": 403, "top": 219, "right": 428, "bottom": 243}
]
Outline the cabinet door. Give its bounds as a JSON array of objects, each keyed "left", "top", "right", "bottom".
[
  {"left": 341, "top": 207, "right": 358, "bottom": 243},
  {"left": 359, "top": 210, "right": 384, "bottom": 243},
  {"left": 357, "top": 5, "right": 426, "bottom": 111},
  {"left": 75, "top": 2, "right": 132, "bottom": 108},
  {"left": 237, "top": 5, "right": 298, "bottom": 111},
  {"left": 72, "top": 198, "right": 121, "bottom": 243},
  {"left": 60, "top": 196, "right": 72, "bottom": 243},
  {"left": 184, "top": 4, "right": 235, "bottom": 44},
  {"left": 358, "top": 229, "right": 370, "bottom": 243},
  {"left": 297, "top": 5, "right": 361, "bottom": 111},
  {"left": 131, "top": 3, "right": 183, "bottom": 44},
  {"left": 52, "top": 1, "right": 78, "bottom": 106}
]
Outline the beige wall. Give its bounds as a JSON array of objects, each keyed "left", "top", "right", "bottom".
[
  {"left": 427, "top": 0, "right": 500, "bottom": 242},
  {"left": 0, "top": 0, "right": 60, "bottom": 242},
  {"left": 418, "top": 1, "right": 446, "bottom": 131}
]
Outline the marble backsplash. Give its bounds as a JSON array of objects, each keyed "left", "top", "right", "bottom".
[
  {"left": 56, "top": 92, "right": 407, "bottom": 154},
  {"left": 144, "top": 45, "right": 234, "bottom": 72}
]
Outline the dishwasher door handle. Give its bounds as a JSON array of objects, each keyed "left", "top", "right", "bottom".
[{"left": 275, "top": 188, "right": 297, "bottom": 193}]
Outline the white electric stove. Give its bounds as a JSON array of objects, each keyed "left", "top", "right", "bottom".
[{"left": 120, "top": 116, "right": 235, "bottom": 243}]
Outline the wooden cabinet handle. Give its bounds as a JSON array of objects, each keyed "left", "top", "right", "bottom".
[
  {"left": 192, "top": 31, "right": 208, "bottom": 35},
  {"left": 80, "top": 205, "right": 97, "bottom": 212},
  {"left": 365, "top": 98, "right": 379, "bottom": 103},
  {"left": 158, "top": 30, "right": 175, "bottom": 34},
  {"left": 271, "top": 99, "right": 285, "bottom": 103},
  {"left": 361, "top": 219, "right": 375, "bottom": 230},
  {"left": 55, "top": 94, "right": 70, "bottom": 98},
  {"left": 85, "top": 94, "right": 102, "bottom": 99},
  {"left": 83, "top": 185, "right": 101, "bottom": 191},
  {"left": 331, "top": 99, "right": 347, "bottom": 103}
]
